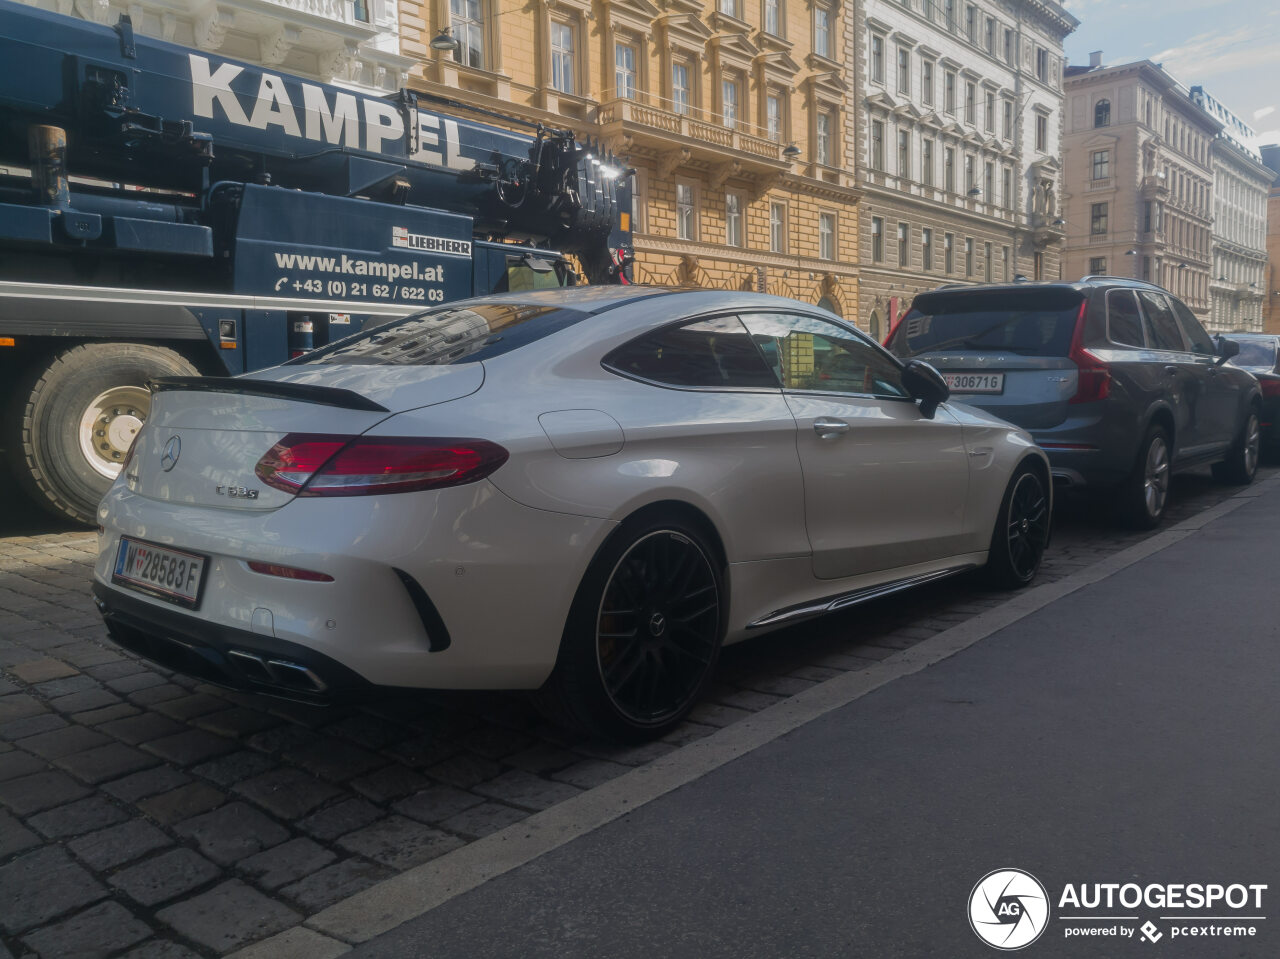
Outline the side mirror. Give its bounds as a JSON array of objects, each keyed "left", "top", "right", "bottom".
[
  {"left": 1216, "top": 336, "right": 1239, "bottom": 366},
  {"left": 902, "top": 359, "right": 949, "bottom": 419}
]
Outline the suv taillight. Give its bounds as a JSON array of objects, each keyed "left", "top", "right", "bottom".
[
  {"left": 255, "top": 434, "right": 509, "bottom": 497},
  {"left": 1067, "top": 300, "right": 1109, "bottom": 404}
]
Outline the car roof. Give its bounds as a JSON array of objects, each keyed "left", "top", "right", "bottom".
[
  {"left": 463, "top": 286, "right": 849, "bottom": 320},
  {"left": 918, "top": 277, "right": 1176, "bottom": 298}
]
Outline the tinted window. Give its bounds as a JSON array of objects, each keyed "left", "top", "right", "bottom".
[
  {"left": 1137, "top": 292, "right": 1186, "bottom": 352},
  {"left": 604, "top": 314, "right": 779, "bottom": 389},
  {"left": 890, "top": 288, "right": 1084, "bottom": 358},
  {"left": 1106, "top": 290, "right": 1145, "bottom": 347},
  {"left": 740, "top": 313, "right": 910, "bottom": 398},
  {"left": 294, "top": 303, "right": 588, "bottom": 366},
  {"left": 1227, "top": 337, "right": 1279, "bottom": 370},
  {"left": 1169, "top": 297, "right": 1215, "bottom": 355}
]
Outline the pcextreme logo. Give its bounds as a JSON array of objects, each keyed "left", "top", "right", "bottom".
[{"left": 969, "top": 869, "right": 1050, "bottom": 950}]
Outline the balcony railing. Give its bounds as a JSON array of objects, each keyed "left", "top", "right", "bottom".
[{"left": 597, "top": 95, "right": 784, "bottom": 164}]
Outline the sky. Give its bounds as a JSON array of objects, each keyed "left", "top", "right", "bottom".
[{"left": 1060, "top": 0, "right": 1280, "bottom": 148}]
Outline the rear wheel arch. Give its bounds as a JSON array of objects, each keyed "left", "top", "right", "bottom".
[{"left": 1147, "top": 406, "right": 1176, "bottom": 454}]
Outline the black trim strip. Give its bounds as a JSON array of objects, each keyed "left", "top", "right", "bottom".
[
  {"left": 150, "top": 376, "right": 390, "bottom": 412},
  {"left": 392, "top": 568, "right": 452, "bottom": 652}
]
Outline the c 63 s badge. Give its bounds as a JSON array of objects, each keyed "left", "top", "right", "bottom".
[{"left": 215, "top": 485, "right": 259, "bottom": 499}]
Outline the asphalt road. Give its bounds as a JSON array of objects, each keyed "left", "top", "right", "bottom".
[{"left": 347, "top": 478, "right": 1280, "bottom": 959}]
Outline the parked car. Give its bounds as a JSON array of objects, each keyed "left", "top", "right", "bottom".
[
  {"left": 92, "top": 288, "right": 1051, "bottom": 741},
  {"left": 884, "top": 278, "right": 1261, "bottom": 529},
  {"left": 1219, "top": 333, "right": 1280, "bottom": 458}
]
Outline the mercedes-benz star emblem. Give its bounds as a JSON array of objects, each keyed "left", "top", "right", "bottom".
[{"left": 160, "top": 435, "right": 181, "bottom": 472}]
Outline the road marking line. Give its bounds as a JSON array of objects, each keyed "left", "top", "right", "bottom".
[{"left": 228, "top": 477, "right": 1280, "bottom": 957}]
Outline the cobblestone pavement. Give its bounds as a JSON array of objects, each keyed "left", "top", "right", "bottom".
[{"left": 0, "top": 467, "right": 1270, "bottom": 958}]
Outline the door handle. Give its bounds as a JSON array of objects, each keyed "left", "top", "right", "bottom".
[
  {"left": 813, "top": 417, "right": 850, "bottom": 439},
  {"left": 1163, "top": 365, "right": 1179, "bottom": 375}
]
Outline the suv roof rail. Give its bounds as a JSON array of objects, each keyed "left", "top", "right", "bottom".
[
  {"left": 932, "top": 282, "right": 968, "bottom": 290},
  {"left": 1077, "top": 275, "right": 1166, "bottom": 290}
]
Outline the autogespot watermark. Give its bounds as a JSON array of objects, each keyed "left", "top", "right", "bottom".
[{"left": 968, "top": 871, "right": 1268, "bottom": 950}]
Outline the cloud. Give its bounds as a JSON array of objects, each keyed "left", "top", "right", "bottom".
[
  {"left": 1154, "top": 26, "right": 1280, "bottom": 81},
  {"left": 1255, "top": 106, "right": 1276, "bottom": 121}
]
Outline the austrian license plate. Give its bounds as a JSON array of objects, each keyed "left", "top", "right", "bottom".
[
  {"left": 943, "top": 372, "right": 1005, "bottom": 394},
  {"left": 112, "top": 537, "right": 207, "bottom": 609}
]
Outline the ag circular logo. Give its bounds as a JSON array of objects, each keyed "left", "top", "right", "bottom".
[{"left": 968, "top": 868, "right": 1049, "bottom": 950}]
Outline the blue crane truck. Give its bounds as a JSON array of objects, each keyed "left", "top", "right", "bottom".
[{"left": 0, "top": 0, "right": 633, "bottom": 525}]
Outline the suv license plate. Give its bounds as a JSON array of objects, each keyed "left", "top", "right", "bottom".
[
  {"left": 943, "top": 372, "right": 1005, "bottom": 394},
  {"left": 112, "top": 537, "right": 207, "bottom": 609}
]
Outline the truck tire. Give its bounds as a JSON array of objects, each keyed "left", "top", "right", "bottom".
[{"left": 7, "top": 343, "right": 197, "bottom": 526}]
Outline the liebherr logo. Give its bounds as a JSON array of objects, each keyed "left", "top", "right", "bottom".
[{"left": 969, "top": 869, "right": 1050, "bottom": 950}]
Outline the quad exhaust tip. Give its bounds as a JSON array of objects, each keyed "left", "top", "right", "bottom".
[{"left": 227, "top": 649, "right": 328, "bottom": 693}]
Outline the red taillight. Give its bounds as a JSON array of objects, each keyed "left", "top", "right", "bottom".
[
  {"left": 247, "top": 561, "right": 334, "bottom": 582},
  {"left": 1260, "top": 378, "right": 1280, "bottom": 399},
  {"left": 255, "top": 434, "right": 509, "bottom": 497},
  {"left": 1066, "top": 300, "right": 1109, "bottom": 404}
]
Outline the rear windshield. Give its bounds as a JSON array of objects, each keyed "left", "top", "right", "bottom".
[
  {"left": 1227, "top": 337, "right": 1277, "bottom": 371},
  {"left": 290, "top": 303, "right": 590, "bottom": 366},
  {"left": 891, "top": 289, "right": 1084, "bottom": 358}
]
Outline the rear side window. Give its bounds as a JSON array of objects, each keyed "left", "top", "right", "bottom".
[
  {"left": 1106, "top": 290, "right": 1145, "bottom": 347},
  {"left": 1137, "top": 292, "right": 1186, "bottom": 352},
  {"left": 740, "top": 312, "right": 910, "bottom": 398},
  {"left": 891, "top": 289, "right": 1084, "bottom": 358},
  {"left": 604, "top": 315, "right": 779, "bottom": 389},
  {"left": 293, "top": 303, "right": 589, "bottom": 366},
  {"left": 1228, "top": 337, "right": 1279, "bottom": 370},
  {"left": 1170, "top": 298, "right": 1215, "bottom": 355}
]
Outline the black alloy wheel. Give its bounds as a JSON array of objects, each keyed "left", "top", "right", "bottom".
[
  {"left": 596, "top": 530, "right": 721, "bottom": 727},
  {"left": 986, "top": 465, "right": 1050, "bottom": 589}
]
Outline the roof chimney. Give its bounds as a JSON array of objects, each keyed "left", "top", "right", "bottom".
[{"left": 1089, "top": 51, "right": 1103, "bottom": 68}]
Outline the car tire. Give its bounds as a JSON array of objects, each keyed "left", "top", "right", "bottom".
[
  {"left": 6, "top": 343, "right": 198, "bottom": 526},
  {"left": 1118, "top": 424, "right": 1171, "bottom": 530},
  {"left": 984, "top": 463, "right": 1051, "bottom": 590},
  {"left": 534, "top": 516, "right": 724, "bottom": 742},
  {"left": 1211, "top": 408, "right": 1260, "bottom": 486}
]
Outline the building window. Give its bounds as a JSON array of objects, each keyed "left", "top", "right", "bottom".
[
  {"left": 945, "top": 71, "right": 957, "bottom": 114},
  {"left": 1035, "top": 114, "right": 1047, "bottom": 152},
  {"left": 1094, "top": 99, "right": 1110, "bottom": 128},
  {"left": 898, "top": 222, "right": 909, "bottom": 265},
  {"left": 770, "top": 202, "right": 786, "bottom": 253},
  {"left": 897, "top": 47, "right": 910, "bottom": 94},
  {"left": 1090, "top": 202, "right": 1108, "bottom": 235},
  {"left": 1089, "top": 256, "right": 1106, "bottom": 275},
  {"left": 984, "top": 160, "right": 993, "bottom": 199},
  {"left": 672, "top": 63, "right": 691, "bottom": 115},
  {"left": 615, "top": 43, "right": 637, "bottom": 100},
  {"left": 1003, "top": 28, "right": 1013, "bottom": 63},
  {"left": 451, "top": 0, "right": 485, "bottom": 69},
  {"left": 722, "top": 78, "right": 739, "bottom": 129},
  {"left": 815, "top": 6, "right": 831, "bottom": 58},
  {"left": 871, "top": 35, "right": 885, "bottom": 83},
  {"left": 550, "top": 22, "right": 574, "bottom": 94},
  {"left": 922, "top": 60, "right": 934, "bottom": 107},
  {"left": 922, "top": 228, "right": 933, "bottom": 270},
  {"left": 944, "top": 147, "right": 955, "bottom": 192},
  {"left": 766, "top": 92, "right": 781, "bottom": 140},
  {"left": 1142, "top": 256, "right": 1152, "bottom": 281},
  {"left": 963, "top": 154, "right": 974, "bottom": 192},
  {"left": 1001, "top": 246, "right": 1009, "bottom": 280},
  {"left": 718, "top": 0, "right": 740, "bottom": 16},
  {"left": 965, "top": 237, "right": 974, "bottom": 276},
  {"left": 817, "top": 111, "right": 833, "bottom": 166},
  {"left": 1002, "top": 99, "right": 1013, "bottom": 140},
  {"left": 965, "top": 4, "right": 976, "bottom": 41},
  {"left": 984, "top": 242, "right": 992, "bottom": 281},
  {"left": 922, "top": 138, "right": 934, "bottom": 187},
  {"left": 871, "top": 216, "right": 884, "bottom": 262},
  {"left": 965, "top": 81, "right": 976, "bottom": 124},
  {"left": 764, "top": 0, "right": 781, "bottom": 36},
  {"left": 897, "top": 129, "right": 909, "bottom": 177},
  {"left": 944, "top": 232, "right": 954, "bottom": 273},
  {"left": 871, "top": 119, "right": 885, "bottom": 170},
  {"left": 1035, "top": 47, "right": 1048, "bottom": 82},
  {"left": 945, "top": 0, "right": 956, "bottom": 31},
  {"left": 1002, "top": 165, "right": 1012, "bottom": 208},
  {"left": 1091, "top": 149, "right": 1110, "bottom": 180},
  {"left": 726, "top": 191, "right": 743, "bottom": 247},
  {"left": 985, "top": 91, "right": 995, "bottom": 133},
  {"left": 985, "top": 17, "right": 995, "bottom": 53},
  {"left": 677, "top": 182, "right": 696, "bottom": 240},
  {"left": 819, "top": 212, "right": 836, "bottom": 260}
]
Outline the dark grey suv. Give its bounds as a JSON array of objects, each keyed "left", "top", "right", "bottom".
[{"left": 885, "top": 278, "right": 1261, "bottom": 528}]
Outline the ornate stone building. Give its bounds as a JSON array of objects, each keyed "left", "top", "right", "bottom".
[
  {"left": 1264, "top": 145, "right": 1280, "bottom": 334},
  {"left": 402, "top": 0, "right": 861, "bottom": 311},
  {"left": 1189, "top": 86, "right": 1271, "bottom": 333},
  {"left": 15, "top": 0, "right": 410, "bottom": 94},
  {"left": 854, "top": 0, "right": 1077, "bottom": 340},
  {"left": 1061, "top": 59, "right": 1219, "bottom": 321}
]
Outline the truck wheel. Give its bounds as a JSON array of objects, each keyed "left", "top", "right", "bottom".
[{"left": 7, "top": 343, "right": 197, "bottom": 525}]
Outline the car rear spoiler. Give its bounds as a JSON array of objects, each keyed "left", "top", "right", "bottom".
[{"left": 149, "top": 377, "right": 390, "bottom": 413}]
